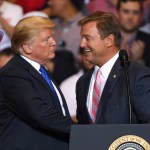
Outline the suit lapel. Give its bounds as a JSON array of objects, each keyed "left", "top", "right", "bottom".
[
  {"left": 15, "top": 56, "right": 69, "bottom": 115},
  {"left": 29, "top": 67, "right": 52, "bottom": 93},
  {"left": 15, "top": 56, "right": 53, "bottom": 93},
  {"left": 83, "top": 67, "right": 95, "bottom": 123},
  {"left": 95, "top": 58, "right": 123, "bottom": 123},
  {"left": 51, "top": 77, "right": 70, "bottom": 116}
]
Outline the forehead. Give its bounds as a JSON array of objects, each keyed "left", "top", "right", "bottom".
[
  {"left": 31, "top": 28, "right": 53, "bottom": 41},
  {"left": 37, "top": 28, "right": 53, "bottom": 39},
  {"left": 81, "top": 21, "right": 99, "bottom": 34}
]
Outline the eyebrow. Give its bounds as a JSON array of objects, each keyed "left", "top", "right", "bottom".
[{"left": 122, "top": 8, "right": 141, "bottom": 14}]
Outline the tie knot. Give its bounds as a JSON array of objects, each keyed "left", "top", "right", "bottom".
[
  {"left": 39, "top": 65, "right": 46, "bottom": 73},
  {"left": 96, "top": 69, "right": 102, "bottom": 79}
]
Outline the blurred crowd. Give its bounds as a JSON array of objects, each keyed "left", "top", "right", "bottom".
[{"left": 0, "top": 0, "right": 150, "bottom": 121}]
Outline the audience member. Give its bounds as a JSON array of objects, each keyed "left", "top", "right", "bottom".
[
  {"left": 6, "top": 0, "right": 52, "bottom": 16},
  {"left": 117, "top": 0, "right": 150, "bottom": 67},
  {"left": 0, "top": 0, "right": 23, "bottom": 51},
  {"left": 76, "top": 11, "right": 150, "bottom": 124},
  {"left": 22, "top": 11, "right": 49, "bottom": 19},
  {"left": 22, "top": 1, "right": 52, "bottom": 19},
  {"left": 0, "top": 47, "right": 14, "bottom": 68},
  {"left": 15, "top": 0, "right": 47, "bottom": 13},
  {"left": 86, "top": 0, "right": 118, "bottom": 16},
  {"left": 86, "top": 0, "right": 149, "bottom": 25},
  {"left": 140, "top": 20, "right": 150, "bottom": 34},
  {"left": 140, "top": 6, "right": 150, "bottom": 34},
  {"left": 60, "top": 48, "right": 93, "bottom": 122},
  {"left": 0, "top": 16, "right": 73, "bottom": 150},
  {"left": 48, "top": 0, "right": 85, "bottom": 58},
  {"left": 47, "top": 50, "right": 78, "bottom": 85},
  {"left": 142, "top": 0, "right": 150, "bottom": 25}
]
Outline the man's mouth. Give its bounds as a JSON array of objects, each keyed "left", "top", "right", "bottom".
[{"left": 84, "top": 49, "right": 91, "bottom": 53}]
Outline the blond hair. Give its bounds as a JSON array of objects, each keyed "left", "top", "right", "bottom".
[{"left": 11, "top": 16, "right": 55, "bottom": 54}]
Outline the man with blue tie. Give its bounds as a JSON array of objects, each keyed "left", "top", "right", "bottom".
[{"left": 0, "top": 16, "right": 73, "bottom": 150}]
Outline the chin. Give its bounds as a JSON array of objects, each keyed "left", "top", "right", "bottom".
[{"left": 49, "top": 53, "right": 55, "bottom": 59}]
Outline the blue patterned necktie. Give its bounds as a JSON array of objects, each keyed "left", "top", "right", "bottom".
[{"left": 39, "top": 65, "right": 62, "bottom": 111}]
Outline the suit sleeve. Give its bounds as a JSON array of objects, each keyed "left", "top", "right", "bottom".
[
  {"left": 76, "top": 77, "right": 85, "bottom": 124},
  {"left": 1, "top": 75, "right": 72, "bottom": 133},
  {"left": 132, "top": 66, "right": 150, "bottom": 122}
]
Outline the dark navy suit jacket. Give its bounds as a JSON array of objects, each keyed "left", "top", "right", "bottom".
[
  {"left": 136, "top": 30, "right": 150, "bottom": 67},
  {"left": 76, "top": 57, "right": 150, "bottom": 124},
  {"left": 0, "top": 55, "right": 72, "bottom": 150}
]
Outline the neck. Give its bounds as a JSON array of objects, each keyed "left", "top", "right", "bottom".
[{"left": 97, "top": 48, "right": 119, "bottom": 67}]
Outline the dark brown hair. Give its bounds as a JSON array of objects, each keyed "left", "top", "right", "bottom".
[
  {"left": 117, "top": 0, "right": 143, "bottom": 12},
  {"left": 78, "top": 11, "right": 121, "bottom": 48}
]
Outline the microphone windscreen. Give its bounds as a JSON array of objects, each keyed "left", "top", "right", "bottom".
[
  {"left": 119, "top": 49, "right": 130, "bottom": 68},
  {"left": 119, "top": 49, "right": 128, "bottom": 60}
]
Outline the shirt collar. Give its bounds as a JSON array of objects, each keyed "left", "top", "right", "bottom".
[
  {"left": 21, "top": 55, "right": 40, "bottom": 72},
  {"left": 94, "top": 52, "right": 119, "bottom": 80}
]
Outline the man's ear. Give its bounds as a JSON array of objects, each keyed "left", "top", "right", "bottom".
[
  {"left": 22, "top": 44, "right": 32, "bottom": 54},
  {"left": 105, "top": 34, "right": 115, "bottom": 47}
]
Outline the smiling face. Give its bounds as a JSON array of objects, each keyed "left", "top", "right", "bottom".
[
  {"left": 80, "top": 21, "right": 109, "bottom": 66},
  {"left": 23, "top": 28, "right": 56, "bottom": 64}
]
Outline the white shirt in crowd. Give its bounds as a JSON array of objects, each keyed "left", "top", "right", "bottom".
[
  {"left": 60, "top": 70, "right": 84, "bottom": 118},
  {"left": 0, "top": 1, "right": 23, "bottom": 50}
]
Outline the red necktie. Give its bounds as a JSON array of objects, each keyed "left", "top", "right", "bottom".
[{"left": 91, "top": 69, "right": 102, "bottom": 124}]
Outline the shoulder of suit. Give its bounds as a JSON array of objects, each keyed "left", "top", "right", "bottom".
[
  {"left": 77, "top": 67, "right": 94, "bottom": 83},
  {"left": 137, "top": 30, "right": 150, "bottom": 41},
  {"left": 0, "top": 55, "right": 29, "bottom": 77},
  {"left": 129, "top": 61, "right": 150, "bottom": 75}
]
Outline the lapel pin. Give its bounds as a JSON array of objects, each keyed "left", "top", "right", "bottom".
[{"left": 113, "top": 74, "right": 117, "bottom": 78}]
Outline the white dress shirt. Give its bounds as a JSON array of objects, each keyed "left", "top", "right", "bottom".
[{"left": 87, "top": 52, "right": 119, "bottom": 117}]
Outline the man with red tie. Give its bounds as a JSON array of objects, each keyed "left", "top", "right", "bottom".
[{"left": 76, "top": 11, "right": 150, "bottom": 124}]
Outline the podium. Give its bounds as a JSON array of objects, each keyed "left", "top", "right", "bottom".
[{"left": 69, "top": 124, "right": 150, "bottom": 150}]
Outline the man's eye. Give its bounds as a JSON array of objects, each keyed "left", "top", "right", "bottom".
[
  {"left": 133, "top": 11, "right": 140, "bottom": 15},
  {"left": 44, "top": 37, "right": 50, "bottom": 41}
]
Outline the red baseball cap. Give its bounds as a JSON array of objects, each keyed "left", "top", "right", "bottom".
[{"left": 0, "top": 31, "right": 3, "bottom": 42}]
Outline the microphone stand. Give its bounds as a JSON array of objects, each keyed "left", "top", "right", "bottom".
[
  {"left": 119, "top": 50, "right": 132, "bottom": 124},
  {"left": 124, "top": 62, "right": 132, "bottom": 124}
]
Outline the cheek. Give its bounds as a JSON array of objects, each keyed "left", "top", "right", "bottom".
[
  {"left": 120, "top": 14, "right": 128, "bottom": 20},
  {"left": 134, "top": 17, "right": 140, "bottom": 23}
]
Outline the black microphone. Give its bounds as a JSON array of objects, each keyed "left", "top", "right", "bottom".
[
  {"left": 119, "top": 49, "right": 130, "bottom": 68},
  {"left": 119, "top": 49, "right": 132, "bottom": 124}
]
